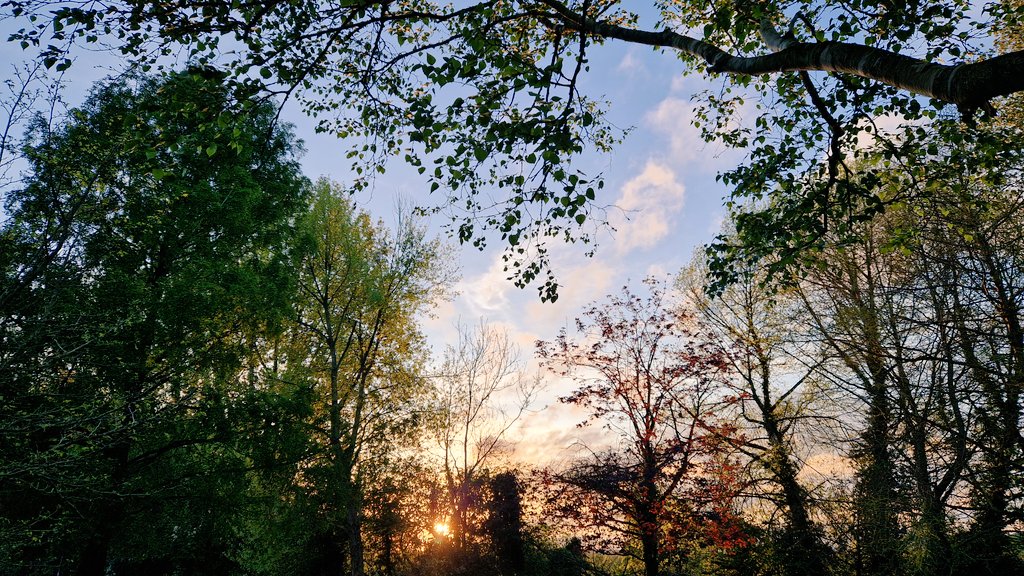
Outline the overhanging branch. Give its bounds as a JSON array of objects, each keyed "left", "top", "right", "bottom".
[{"left": 539, "top": 0, "right": 1024, "bottom": 114}]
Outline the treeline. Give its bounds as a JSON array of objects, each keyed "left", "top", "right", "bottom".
[
  {"left": 675, "top": 121, "right": 1024, "bottom": 574},
  {"left": 0, "top": 71, "right": 613, "bottom": 576},
  {"left": 3, "top": 72, "right": 1024, "bottom": 576},
  {"left": 0, "top": 72, "right": 450, "bottom": 576}
]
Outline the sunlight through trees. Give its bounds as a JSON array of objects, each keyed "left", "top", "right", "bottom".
[{"left": 4, "top": 1, "right": 1024, "bottom": 575}]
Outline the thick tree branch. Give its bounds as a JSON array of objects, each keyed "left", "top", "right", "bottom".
[{"left": 541, "top": 1, "right": 1024, "bottom": 114}]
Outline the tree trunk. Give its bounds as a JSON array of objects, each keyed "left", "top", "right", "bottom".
[
  {"left": 886, "top": 300, "right": 953, "bottom": 574},
  {"left": 846, "top": 255, "right": 902, "bottom": 576},
  {"left": 639, "top": 518, "right": 660, "bottom": 576},
  {"left": 75, "top": 443, "right": 130, "bottom": 576},
  {"left": 75, "top": 535, "right": 112, "bottom": 576},
  {"left": 639, "top": 450, "right": 661, "bottom": 576},
  {"left": 347, "top": 503, "right": 364, "bottom": 576},
  {"left": 950, "top": 244, "right": 1023, "bottom": 572},
  {"left": 763, "top": 410, "right": 827, "bottom": 576}
]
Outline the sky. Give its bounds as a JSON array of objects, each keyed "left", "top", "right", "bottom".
[
  {"left": 395, "top": 41, "right": 740, "bottom": 464},
  {"left": 0, "top": 16, "right": 743, "bottom": 466}
]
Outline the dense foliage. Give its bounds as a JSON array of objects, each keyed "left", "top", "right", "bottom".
[
  {"left": 0, "top": 71, "right": 309, "bottom": 575},
  {"left": 3, "top": 1, "right": 1024, "bottom": 575},
  {"left": 5, "top": 0, "right": 1023, "bottom": 299}
]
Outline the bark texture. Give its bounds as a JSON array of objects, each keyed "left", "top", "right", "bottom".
[{"left": 541, "top": 1, "right": 1024, "bottom": 114}]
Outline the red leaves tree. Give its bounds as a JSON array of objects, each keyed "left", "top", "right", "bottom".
[{"left": 537, "top": 279, "right": 747, "bottom": 576}]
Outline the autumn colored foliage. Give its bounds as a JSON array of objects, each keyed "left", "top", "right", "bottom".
[{"left": 537, "top": 279, "right": 749, "bottom": 576}]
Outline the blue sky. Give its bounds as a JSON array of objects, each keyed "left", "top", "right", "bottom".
[
  {"left": 396, "top": 41, "right": 742, "bottom": 460},
  {"left": 1, "top": 20, "right": 742, "bottom": 463}
]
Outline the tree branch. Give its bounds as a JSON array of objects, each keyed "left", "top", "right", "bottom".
[{"left": 540, "top": 1, "right": 1024, "bottom": 114}]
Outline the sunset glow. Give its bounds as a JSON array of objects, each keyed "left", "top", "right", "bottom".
[
  {"left": 4, "top": 1, "right": 1020, "bottom": 574},
  {"left": 433, "top": 522, "right": 450, "bottom": 537}
]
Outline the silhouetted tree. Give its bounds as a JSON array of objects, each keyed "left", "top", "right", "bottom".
[{"left": 485, "top": 471, "right": 526, "bottom": 576}]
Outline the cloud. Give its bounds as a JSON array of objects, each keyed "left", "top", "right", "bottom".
[
  {"left": 511, "top": 402, "right": 617, "bottom": 466},
  {"left": 645, "top": 96, "right": 748, "bottom": 171},
  {"left": 519, "top": 257, "right": 617, "bottom": 344},
  {"left": 854, "top": 113, "right": 923, "bottom": 150},
  {"left": 645, "top": 263, "right": 669, "bottom": 278},
  {"left": 420, "top": 298, "right": 460, "bottom": 348},
  {"left": 616, "top": 49, "right": 644, "bottom": 75},
  {"left": 707, "top": 212, "right": 726, "bottom": 235},
  {"left": 457, "top": 254, "right": 514, "bottom": 318},
  {"left": 645, "top": 97, "right": 706, "bottom": 165},
  {"left": 610, "top": 161, "right": 686, "bottom": 254},
  {"left": 442, "top": 245, "right": 617, "bottom": 370}
]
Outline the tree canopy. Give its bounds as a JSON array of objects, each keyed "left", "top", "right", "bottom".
[
  {"left": 0, "top": 70, "right": 309, "bottom": 575},
  {"left": 4, "top": 2, "right": 1024, "bottom": 575},
  {"left": 6, "top": 0, "right": 1022, "bottom": 298},
  {"left": 538, "top": 279, "right": 746, "bottom": 576}
]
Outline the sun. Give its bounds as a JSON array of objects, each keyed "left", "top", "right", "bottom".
[{"left": 433, "top": 522, "right": 450, "bottom": 537}]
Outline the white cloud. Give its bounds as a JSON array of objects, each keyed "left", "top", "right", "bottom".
[
  {"left": 610, "top": 161, "right": 686, "bottom": 254},
  {"left": 511, "top": 402, "right": 617, "bottom": 466},
  {"left": 457, "top": 255, "right": 514, "bottom": 318},
  {"left": 646, "top": 97, "right": 708, "bottom": 165},
  {"left": 669, "top": 74, "right": 688, "bottom": 94},
  {"left": 645, "top": 96, "right": 748, "bottom": 171},
  {"left": 522, "top": 258, "right": 617, "bottom": 335},
  {"left": 707, "top": 212, "right": 726, "bottom": 235},
  {"left": 617, "top": 50, "right": 644, "bottom": 75},
  {"left": 442, "top": 245, "right": 617, "bottom": 369},
  {"left": 420, "top": 298, "right": 460, "bottom": 348},
  {"left": 645, "top": 263, "right": 669, "bottom": 278}
]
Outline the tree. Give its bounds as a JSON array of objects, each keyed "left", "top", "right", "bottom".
[
  {"left": 0, "top": 71, "right": 308, "bottom": 575},
  {"left": 879, "top": 144, "right": 1024, "bottom": 574},
  {"left": 678, "top": 258, "right": 833, "bottom": 576},
  {"left": 484, "top": 471, "right": 527, "bottom": 576},
  {"left": 359, "top": 456, "right": 442, "bottom": 576},
  {"left": 6, "top": 0, "right": 1024, "bottom": 299},
  {"left": 0, "top": 59, "right": 63, "bottom": 193},
  {"left": 796, "top": 221, "right": 911, "bottom": 576},
  {"left": 537, "top": 279, "right": 746, "bottom": 576},
  {"left": 286, "top": 179, "right": 452, "bottom": 576},
  {"left": 429, "top": 321, "right": 541, "bottom": 557},
  {"left": 780, "top": 133, "right": 1024, "bottom": 574},
  {"left": 996, "top": 0, "right": 1024, "bottom": 126}
]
